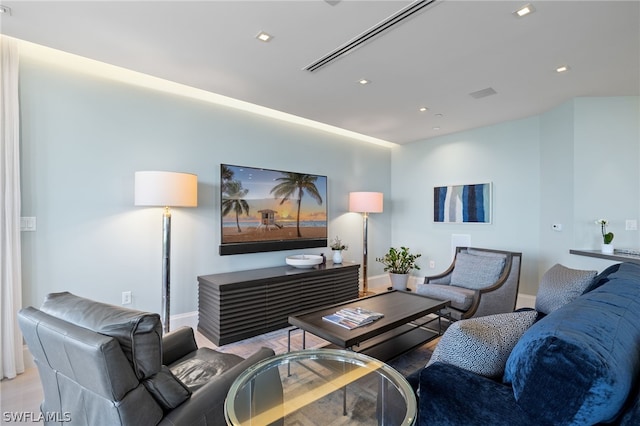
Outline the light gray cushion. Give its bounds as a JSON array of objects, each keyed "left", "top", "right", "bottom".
[
  {"left": 450, "top": 252, "right": 506, "bottom": 290},
  {"left": 535, "top": 264, "right": 597, "bottom": 315},
  {"left": 427, "top": 310, "right": 538, "bottom": 378},
  {"left": 416, "top": 284, "right": 475, "bottom": 311}
]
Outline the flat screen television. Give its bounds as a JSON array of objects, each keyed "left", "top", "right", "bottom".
[{"left": 219, "top": 164, "right": 328, "bottom": 255}]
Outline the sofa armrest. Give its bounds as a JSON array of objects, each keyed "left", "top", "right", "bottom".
[
  {"left": 159, "top": 347, "right": 277, "bottom": 426},
  {"left": 418, "top": 362, "right": 528, "bottom": 426},
  {"left": 162, "top": 327, "right": 198, "bottom": 366}
]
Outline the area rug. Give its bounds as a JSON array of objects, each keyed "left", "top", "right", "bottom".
[
  {"left": 197, "top": 327, "right": 438, "bottom": 424},
  {"left": 196, "top": 327, "right": 438, "bottom": 377}
]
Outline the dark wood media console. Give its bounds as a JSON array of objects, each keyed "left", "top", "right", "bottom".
[{"left": 197, "top": 262, "right": 360, "bottom": 345}]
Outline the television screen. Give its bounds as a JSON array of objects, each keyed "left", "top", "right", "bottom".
[{"left": 219, "top": 164, "right": 328, "bottom": 255}]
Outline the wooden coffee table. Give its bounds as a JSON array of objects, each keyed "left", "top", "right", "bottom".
[{"left": 288, "top": 290, "right": 450, "bottom": 361}]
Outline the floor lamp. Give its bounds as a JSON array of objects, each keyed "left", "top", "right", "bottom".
[
  {"left": 349, "top": 192, "right": 383, "bottom": 297},
  {"left": 135, "top": 171, "right": 198, "bottom": 333}
]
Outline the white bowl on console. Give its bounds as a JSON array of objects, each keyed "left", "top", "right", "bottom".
[{"left": 286, "top": 254, "right": 323, "bottom": 269}]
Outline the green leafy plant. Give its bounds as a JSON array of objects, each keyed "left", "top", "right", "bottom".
[
  {"left": 330, "top": 236, "right": 348, "bottom": 251},
  {"left": 376, "top": 246, "right": 422, "bottom": 274},
  {"left": 595, "top": 219, "right": 614, "bottom": 244}
]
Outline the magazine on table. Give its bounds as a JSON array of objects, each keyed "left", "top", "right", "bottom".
[{"left": 322, "top": 307, "right": 384, "bottom": 330}]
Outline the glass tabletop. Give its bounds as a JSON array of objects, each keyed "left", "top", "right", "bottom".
[{"left": 225, "top": 348, "right": 416, "bottom": 425}]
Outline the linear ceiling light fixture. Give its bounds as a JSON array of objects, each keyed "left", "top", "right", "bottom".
[
  {"left": 304, "top": 0, "right": 437, "bottom": 72},
  {"left": 513, "top": 3, "right": 535, "bottom": 18}
]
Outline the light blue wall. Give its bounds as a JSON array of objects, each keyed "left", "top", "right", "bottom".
[
  {"left": 392, "top": 96, "right": 640, "bottom": 295},
  {"left": 391, "top": 117, "right": 541, "bottom": 294},
  {"left": 19, "top": 56, "right": 392, "bottom": 314},
  {"left": 19, "top": 52, "right": 640, "bottom": 312}
]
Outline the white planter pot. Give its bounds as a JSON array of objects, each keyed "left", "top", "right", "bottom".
[
  {"left": 332, "top": 250, "right": 343, "bottom": 264},
  {"left": 601, "top": 243, "right": 614, "bottom": 254},
  {"left": 389, "top": 273, "right": 409, "bottom": 291}
]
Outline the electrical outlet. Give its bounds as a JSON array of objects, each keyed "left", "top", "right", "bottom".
[
  {"left": 122, "top": 291, "right": 132, "bottom": 305},
  {"left": 429, "top": 260, "right": 436, "bottom": 269},
  {"left": 626, "top": 219, "right": 638, "bottom": 231}
]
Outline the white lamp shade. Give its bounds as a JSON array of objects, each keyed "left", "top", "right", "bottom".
[
  {"left": 349, "top": 192, "right": 383, "bottom": 213},
  {"left": 135, "top": 171, "right": 198, "bottom": 207}
]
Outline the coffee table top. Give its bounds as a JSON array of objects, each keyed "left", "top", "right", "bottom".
[
  {"left": 224, "top": 348, "right": 417, "bottom": 425},
  {"left": 288, "top": 290, "right": 449, "bottom": 349}
]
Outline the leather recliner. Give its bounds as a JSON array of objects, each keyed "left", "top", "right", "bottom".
[{"left": 18, "top": 292, "right": 279, "bottom": 425}]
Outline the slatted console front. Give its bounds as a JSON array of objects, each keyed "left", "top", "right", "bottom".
[{"left": 197, "top": 262, "right": 359, "bottom": 346}]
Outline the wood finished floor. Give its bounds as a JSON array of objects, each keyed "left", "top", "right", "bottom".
[
  {"left": 0, "top": 329, "right": 332, "bottom": 425},
  {"left": 1, "top": 329, "right": 436, "bottom": 425}
]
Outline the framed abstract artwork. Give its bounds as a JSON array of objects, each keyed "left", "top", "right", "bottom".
[{"left": 434, "top": 182, "right": 492, "bottom": 224}]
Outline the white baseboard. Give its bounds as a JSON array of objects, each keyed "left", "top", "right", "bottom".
[
  {"left": 169, "top": 311, "right": 198, "bottom": 332},
  {"left": 23, "top": 346, "right": 35, "bottom": 369},
  {"left": 516, "top": 293, "right": 536, "bottom": 310}
]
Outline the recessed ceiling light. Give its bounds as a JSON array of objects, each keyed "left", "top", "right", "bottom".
[
  {"left": 556, "top": 65, "right": 570, "bottom": 73},
  {"left": 433, "top": 126, "right": 441, "bottom": 131},
  {"left": 358, "top": 79, "right": 370, "bottom": 85},
  {"left": 513, "top": 4, "right": 535, "bottom": 18},
  {"left": 419, "top": 107, "right": 429, "bottom": 112},
  {"left": 0, "top": 5, "right": 11, "bottom": 14},
  {"left": 435, "top": 113, "right": 444, "bottom": 118},
  {"left": 256, "top": 31, "right": 273, "bottom": 42}
]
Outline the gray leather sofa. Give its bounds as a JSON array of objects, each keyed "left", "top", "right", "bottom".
[{"left": 18, "top": 292, "right": 277, "bottom": 426}]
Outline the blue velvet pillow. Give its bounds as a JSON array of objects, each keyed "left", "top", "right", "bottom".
[{"left": 503, "top": 263, "right": 640, "bottom": 424}]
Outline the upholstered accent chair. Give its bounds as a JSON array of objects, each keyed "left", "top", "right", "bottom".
[
  {"left": 18, "top": 292, "right": 278, "bottom": 426},
  {"left": 415, "top": 247, "right": 522, "bottom": 320}
]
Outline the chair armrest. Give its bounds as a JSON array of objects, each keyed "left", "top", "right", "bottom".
[
  {"left": 162, "top": 327, "right": 198, "bottom": 365},
  {"left": 424, "top": 270, "right": 452, "bottom": 284},
  {"left": 159, "top": 347, "right": 277, "bottom": 426}
]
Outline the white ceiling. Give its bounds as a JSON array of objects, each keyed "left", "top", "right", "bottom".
[{"left": 1, "top": 0, "right": 639, "bottom": 145}]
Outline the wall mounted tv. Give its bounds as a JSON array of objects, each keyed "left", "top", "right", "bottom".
[{"left": 219, "top": 164, "right": 328, "bottom": 255}]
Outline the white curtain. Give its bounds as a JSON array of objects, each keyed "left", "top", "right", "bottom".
[{"left": 0, "top": 36, "right": 25, "bottom": 379}]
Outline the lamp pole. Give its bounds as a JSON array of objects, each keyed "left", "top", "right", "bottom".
[
  {"left": 135, "top": 171, "right": 197, "bottom": 334},
  {"left": 349, "top": 192, "right": 383, "bottom": 297},
  {"left": 162, "top": 207, "right": 171, "bottom": 333}
]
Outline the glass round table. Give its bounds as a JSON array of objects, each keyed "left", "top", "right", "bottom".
[{"left": 224, "top": 348, "right": 416, "bottom": 425}]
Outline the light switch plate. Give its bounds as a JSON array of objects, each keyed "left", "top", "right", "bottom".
[{"left": 20, "top": 217, "right": 37, "bottom": 231}]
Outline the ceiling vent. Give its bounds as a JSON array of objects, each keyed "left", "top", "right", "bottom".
[
  {"left": 469, "top": 87, "right": 498, "bottom": 99},
  {"left": 304, "top": 0, "right": 437, "bottom": 72}
]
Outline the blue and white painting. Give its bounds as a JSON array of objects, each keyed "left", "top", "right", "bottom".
[{"left": 434, "top": 183, "right": 492, "bottom": 223}]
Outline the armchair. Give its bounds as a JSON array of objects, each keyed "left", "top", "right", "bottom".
[
  {"left": 18, "top": 292, "right": 278, "bottom": 426},
  {"left": 415, "top": 247, "right": 521, "bottom": 320}
]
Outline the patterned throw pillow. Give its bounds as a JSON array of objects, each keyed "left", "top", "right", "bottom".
[
  {"left": 427, "top": 310, "right": 538, "bottom": 379},
  {"left": 450, "top": 252, "right": 506, "bottom": 290},
  {"left": 535, "top": 264, "right": 597, "bottom": 315}
]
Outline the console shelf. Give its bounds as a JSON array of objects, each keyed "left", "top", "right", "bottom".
[
  {"left": 570, "top": 249, "right": 640, "bottom": 264},
  {"left": 198, "top": 262, "right": 360, "bottom": 345}
]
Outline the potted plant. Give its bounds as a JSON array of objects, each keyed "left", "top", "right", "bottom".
[
  {"left": 376, "top": 246, "right": 422, "bottom": 291},
  {"left": 330, "top": 236, "right": 348, "bottom": 264},
  {"left": 595, "top": 219, "right": 614, "bottom": 254}
]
